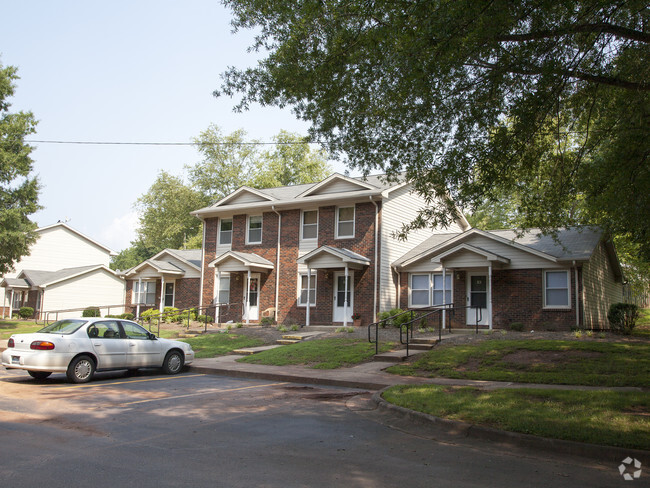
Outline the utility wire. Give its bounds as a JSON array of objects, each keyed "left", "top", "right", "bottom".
[{"left": 18, "top": 139, "right": 322, "bottom": 146}]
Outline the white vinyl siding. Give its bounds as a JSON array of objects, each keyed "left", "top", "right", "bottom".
[
  {"left": 544, "top": 270, "right": 570, "bottom": 308},
  {"left": 336, "top": 206, "right": 355, "bottom": 239},
  {"left": 247, "top": 215, "right": 262, "bottom": 244}
]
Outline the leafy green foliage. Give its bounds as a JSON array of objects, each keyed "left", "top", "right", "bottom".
[
  {"left": 82, "top": 307, "right": 101, "bottom": 317},
  {"left": 219, "top": 0, "right": 650, "bottom": 257},
  {"left": 18, "top": 306, "right": 33, "bottom": 319},
  {"left": 0, "top": 63, "right": 40, "bottom": 274},
  {"left": 607, "top": 303, "right": 640, "bottom": 335}
]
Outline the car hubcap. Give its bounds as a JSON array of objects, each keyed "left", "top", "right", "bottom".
[
  {"left": 75, "top": 360, "right": 92, "bottom": 379},
  {"left": 168, "top": 354, "right": 181, "bottom": 372}
]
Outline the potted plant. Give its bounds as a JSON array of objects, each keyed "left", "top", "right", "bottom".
[{"left": 352, "top": 313, "right": 362, "bottom": 327}]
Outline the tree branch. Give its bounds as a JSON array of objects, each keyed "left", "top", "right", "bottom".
[{"left": 495, "top": 22, "right": 650, "bottom": 44}]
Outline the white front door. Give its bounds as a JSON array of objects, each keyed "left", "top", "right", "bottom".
[
  {"left": 333, "top": 272, "right": 353, "bottom": 323},
  {"left": 466, "top": 273, "right": 489, "bottom": 326},
  {"left": 243, "top": 273, "right": 260, "bottom": 321}
]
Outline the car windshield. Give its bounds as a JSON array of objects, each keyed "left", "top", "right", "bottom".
[{"left": 38, "top": 319, "right": 87, "bottom": 335}]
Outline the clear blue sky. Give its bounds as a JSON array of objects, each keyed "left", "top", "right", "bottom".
[{"left": 2, "top": 1, "right": 343, "bottom": 252}]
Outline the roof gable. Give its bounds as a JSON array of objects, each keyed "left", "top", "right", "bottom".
[
  {"left": 297, "top": 174, "right": 377, "bottom": 198},
  {"left": 212, "top": 186, "right": 275, "bottom": 207},
  {"left": 37, "top": 223, "right": 116, "bottom": 256}
]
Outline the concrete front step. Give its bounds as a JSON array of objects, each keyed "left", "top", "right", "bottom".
[
  {"left": 232, "top": 345, "right": 282, "bottom": 355},
  {"left": 373, "top": 348, "right": 428, "bottom": 362},
  {"left": 277, "top": 339, "right": 301, "bottom": 345},
  {"left": 275, "top": 331, "right": 324, "bottom": 345}
]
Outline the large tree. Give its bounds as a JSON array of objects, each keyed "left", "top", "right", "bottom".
[
  {"left": 0, "top": 63, "right": 40, "bottom": 274},
  {"left": 217, "top": 1, "right": 649, "bottom": 257}
]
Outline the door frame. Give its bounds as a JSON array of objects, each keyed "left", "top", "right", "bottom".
[
  {"left": 333, "top": 271, "right": 354, "bottom": 323},
  {"left": 243, "top": 273, "right": 261, "bottom": 322},
  {"left": 466, "top": 272, "right": 489, "bottom": 326}
]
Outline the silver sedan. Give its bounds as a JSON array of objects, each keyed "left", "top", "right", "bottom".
[{"left": 2, "top": 318, "right": 194, "bottom": 383}]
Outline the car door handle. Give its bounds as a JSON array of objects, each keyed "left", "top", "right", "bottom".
[
  {"left": 129, "top": 343, "right": 136, "bottom": 347},
  {"left": 93, "top": 343, "right": 102, "bottom": 347}
]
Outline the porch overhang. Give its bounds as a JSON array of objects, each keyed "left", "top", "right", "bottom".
[
  {"left": 297, "top": 245, "right": 370, "bottom": 270},
  {"left": 431, "top": 243, "right": 511, "bottom": 267},
  {"left": 125, "top": 259, "right": 185, "bottom": 278},
  {"left": 209, "top": 251, "right": 274, "bottom": 274},
  {"left": 0, "top": 278, "right": 31, "bottom": 289}
]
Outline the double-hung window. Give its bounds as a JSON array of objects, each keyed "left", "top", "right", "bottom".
[
  {"left": 298, "top": 273, "right": 317, "bottom": 306},
  {"left": 301, "top": 210, "right": 318, "bottom": 240},
  {"left": 217, "top": 275, "right": 230, "bottom": 304},
  {"left": 247, "top": 215, "right": 262, "bottom": 244},
  {"left": 410, "top": 275, "right": 430, "bottom": 307},
  {"left": 336, "top": 206, "right": 355, "bottom": 239},
  {"left": 219, "top": 218, "right": 233, "bottom": 245},
  {"left": 432, "top": 274, "right": 452, "bottom": 305},
  {"left": 409, "top": 273, "right": 453, "bottom": 307},
  {"left": 544, "top": 270, "right": 570, "bottom": 308},
  {"left": 134, "top": 281, "right": 156, "bottom": 305}
]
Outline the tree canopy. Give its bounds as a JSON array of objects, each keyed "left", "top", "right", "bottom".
[
  {"left": 218, "top": 0, "right": 649, "bottom": 258},
  {"left": 0, "top": 63, "right": 40, "bottom": 275}
]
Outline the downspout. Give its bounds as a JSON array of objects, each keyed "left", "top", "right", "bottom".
[
  {"left": 573, "top": 261, "right": 579, "bottom": 329},
  {"left": 396, "top": 268, "right": 401, "bottom": 309},
  {"left": 369, "top": 196, "right": 379, "bottom": 323},
  {"left": 198, "top": 218, "right": 206, "bottom": 310},
  {"left": 272, "top": 206, "right": 281, "bottom": 324}
]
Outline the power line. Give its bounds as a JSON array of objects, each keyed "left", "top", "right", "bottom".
[{"left": 20, "top": 139, "right": 323, "bottom": 146}]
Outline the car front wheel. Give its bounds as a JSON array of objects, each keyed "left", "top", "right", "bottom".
[
  {"left": 162, "top": 350, "right": 184, "bottom": 375},
  {"left": 28, "top": 371, "right": 52, "bottom": 380},
  {"left": 67, "top": 355, "right": 95, "bottom": 383}
]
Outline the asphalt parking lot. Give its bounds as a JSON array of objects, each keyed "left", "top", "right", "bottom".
[{"left": 0, "top": 368, "right": 629, "bottom": 488}]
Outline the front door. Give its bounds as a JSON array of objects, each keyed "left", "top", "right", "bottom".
[
  {"left": 164, "top": 282, "right": 175, "bottom": 308},
  {"left": 243, "top": 273, "right": 260, "bottom": 321},
  {"left": 466, "top": 273, "right": 489, "bottom": 326},
  {"left": 333, "top": 272, "right": 353, "bottom": 323}
]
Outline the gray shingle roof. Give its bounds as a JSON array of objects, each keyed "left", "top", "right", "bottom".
[{"left": 165, "top": 249, "right": 202, "bottom": 269}]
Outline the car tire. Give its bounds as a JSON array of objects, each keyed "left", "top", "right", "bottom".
[
  {"left": 28, "top": 371, "right": 52, "bottom": 380},
  {"left": 162, "top": 350, "right": 184, "bottom": 375},
  {"left": 67, "top": 355, "right": 95, "bottom": 383}
]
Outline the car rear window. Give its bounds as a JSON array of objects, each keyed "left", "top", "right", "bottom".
[{"left": 38, "top": 319, "right": 87, "bottom": 335}]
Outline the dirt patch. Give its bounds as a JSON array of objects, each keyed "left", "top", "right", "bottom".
[
  {"left": 457, "top": 357, "right": 481, "bottom": 372},
  {"left": 501, "top": 349, "right": 603, "bottom": 367}
]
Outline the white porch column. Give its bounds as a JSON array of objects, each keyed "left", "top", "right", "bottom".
[
  {"left": 343, "top": 264, "right": 349, "bottom": 327},
  {"left": 8, "top": 289, "right": 14, "bottom": 319},
  {"left": 216, "top": 269, "right": 222, "bottom": 324},
  {"left": 245, "top": 269, "right": 251, "bottom": 325},
  {"left": 159, "top": 276, "right": 166, "bottom": 314},
  {"left": 442, "top": 267, "right": 447, "bottom": 329},
  {"left": 306, "top": 266, "right": 311, "bottom": 327},
  {"left": 136, "top": 278, "right": 142, "bottom": 318},
  {"left": 488, "top": 265, "right": 493, "bottom": 330}
]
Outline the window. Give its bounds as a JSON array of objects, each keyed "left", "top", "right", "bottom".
[
  {"left": 247, "top": 215, "right": 262, "bottom": 244},
  {"left": 219, "top": 218, "right": 233, "bottom": 245},
  {"left": 301, "top": 210, "right": 318, "bottom": 240},
  {"left": 217, "top": 275, "right": 230, "bottom": 304},
  {"left": 545, "top": 270, "right": 570, "bottom": 308},
  {"left": 336, "top": 206, "right": 355, "bottom": 238},
  {"left": 410, "top": 275, "right": 430, "bottom": 307},
  {"left": 432, "top": 274, "right": 452, "bottom": 305},
  {"left": 134, "top": 281, "right": 156, "bottom": 305},
  {"left": 121, "top": 321, "right": 150, "bottom": 339},
  {"left": 298, "top": 273, "right": 317, "bottom": 306},
  {"left": 12, "top": 291, "right": 22, "bottom": 309},
  {"left": 164, "top": 282, "right": 174, "bottom": 307}
]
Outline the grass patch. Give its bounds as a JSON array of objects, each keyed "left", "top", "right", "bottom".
[
  {"left": 633, "top": 308, "right": 650, "bottom": 338},
  {"left": 387, "top": 339, "right": 650, "bottom": 387},
  {"left": 0, "top": 320, "right": 42, "bottom": 339},
  {"left": 238, "top": 338, "right": 395, "bottom": 369},
  {"left": 178, "top": 333, "right": 263, "bottom": 358},
  {"left": 382, "top": 385, "right": 650, "bottom": 450}
]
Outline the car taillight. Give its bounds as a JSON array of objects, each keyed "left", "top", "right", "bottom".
[
  {"left": 8, "top": 338, "right": 14, "bottom": 348},
  {"left": 30, "top": 341, "right": 55, "bottom": 350}
]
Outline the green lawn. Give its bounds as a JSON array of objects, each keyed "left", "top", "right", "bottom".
[
  {"left": 633, "top": 308, "right": 650, "bottom": 338},
  {"left": 0, "top": 320, "right": 42, "bottom": 339},
  {"left": 178, "top": 333, "right": 263, "bottom": 358},
  {"left": 387, "top": 339, "right": 650, "bottom": 387},
  {"left": 238, "top": 338, "right": 396, "bottom": 369},
  {"left": 382, "top": 385, "right": 650, "bottom": 450}
]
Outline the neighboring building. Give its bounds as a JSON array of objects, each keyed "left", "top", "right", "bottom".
[
  {"left": 392, "top": 227, "right": 625, "bottom": 330},
  {"left": 191, "top": 173, "right": 469, "bottom": 326},
  {"left": 122, "top": 249, "right": 202, "bottom": 317},
  {"left": 0, "top": 223, "right": 125, "bottom": 320}
]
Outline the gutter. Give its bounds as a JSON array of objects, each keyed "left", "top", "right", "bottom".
[
  {"left": 370, "top": 196, "right": 379, "bottom": 323},
  {"left": 272, "top": 206, "right": 281, "bottom": 323}
]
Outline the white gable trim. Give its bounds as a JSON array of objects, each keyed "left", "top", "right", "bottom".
[
  {"left": 212, "top": 186, "right": 275, "bottom": 207},
  {"left": 152, "top": 249, "right": 202, "bottom": 272},
  {"left": 296, "top": 173, "right": 376, "bottom": 198},
  {"left": 209, "top": 251, "right": 275, "bottom": 270},
  {"left": 431, "top": 243, "right": 510, "bottom": 264},
  {"left": 40, "top": 265, "right": 120, "bottom": 288}
]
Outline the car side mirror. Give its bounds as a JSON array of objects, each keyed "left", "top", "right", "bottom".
[{"left": 148, "top": 333, "right": 157, "bottom": 340}]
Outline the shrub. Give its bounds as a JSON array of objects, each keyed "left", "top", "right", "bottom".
[
  {"left": 509, "top": 322, "right": 525, "bottom": 332},
  {"left": 260, "top": 316, "right": 274, "bottom": 326},
  {"left": 608, "top": 303, "right": 639, "bottom": 335},
  {"left": 141, "top": 308, "right": 161, "bottom": 324},
  {"left": 82, "top": 307, "right": 101, "bottom": 317},
  {"left": 19, "top": 307, "right": 34, "bottom": 319},
  {"left": 197, "top": 314, "right": 214, "bottom": 323},
  {"left": 121, "top": 313, "right": 135, "bottom": 320},
  {"left": 378, "top": 308, "right": 413, "bottom": 328}
]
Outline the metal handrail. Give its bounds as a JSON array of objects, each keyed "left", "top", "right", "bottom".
[
  {"left": 368, "top": 309, "right": 417, "bottom": 355},
  {"left": 38, "top": 304, "right": 128, "bottom": 325}
]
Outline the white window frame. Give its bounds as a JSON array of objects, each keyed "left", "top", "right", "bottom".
[
  {"left": 247, "top": 215, "right": 263, "bottom": 244},
  {"left": 409, "top": 274, "right": 431, "bottom": 308},
  {"left": 432, "top": 274, "right": 453, "bottom": 306},
  {"left": 543, "top": 270, "right": 571, "bottom": 309},
  {"left": 219, "top": 218, "right": 233, "bottom": 246},
  {"left": 298, "top": 272, "right": 317, "bottom": 307},
  {"left": 164, "top": 282, "right": 175, "bottom": 308},
  {"left": 217, "top": 274, "right": 230, "bottom": 304},
  {"left": 335, "top": 206, "right": 355, "bottom": 239},
  {"left": 134, "top": 281, "right": 156, "bottom": 306},
  {"left": 301, "top": 210, "right": 318, "bottom": 241}
]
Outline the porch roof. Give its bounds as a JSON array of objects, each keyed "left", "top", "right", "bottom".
[
  {"left": 432, "top": 243, "right": 511, "bottom": 266},
  {"left": 297, "top": 245, "right": 370, "bottom": 270},
  {"left": 209, "top": 251, "right": 274, "bottom": 273},
  {"left": 1, "top": 277, "right": 30, "bottom": 289}
]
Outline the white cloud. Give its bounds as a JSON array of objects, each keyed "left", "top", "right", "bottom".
[{"left": 99, "top": 211, "right": 139, "bottom": 252}]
